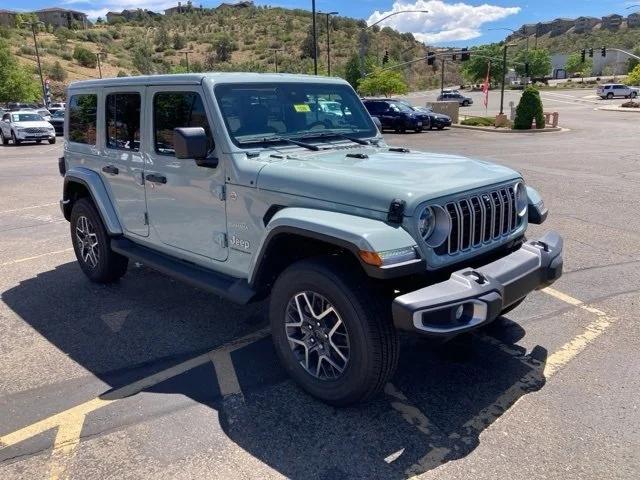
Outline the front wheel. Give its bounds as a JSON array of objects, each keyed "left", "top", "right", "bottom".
[
  {"left": 270, "top": 257, "right": 399, "bottom": 406},
  {"left": 462, "top": 100, "right": 470, "bottom": 106},
  {"left": 631, "top": 92, "right": 638, "bottom": 99},
  {"left": 11, "top": 132, "right": 21, "bottom": 145},
  {"left": 48, "top": 137, "right": 56, "bottom": 144},
  {"left": 70, "top": 198, "right": 128, "bottom": 283}
]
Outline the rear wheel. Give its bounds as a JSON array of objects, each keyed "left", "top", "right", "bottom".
[
  {"left": 70, "top": 198, "right": 128, "bottom": 283},
  {"left": 606, "top": 93, "right": 614, "bottom": 99},
  {"left": 270, "top": 257, "right": 399, "bottom": 406},
  {"left": 631, "top": 92, "right": 638, "bottom": 99},
  {"left": 462, "top": 100, "right": 470, "bottom": 106}
]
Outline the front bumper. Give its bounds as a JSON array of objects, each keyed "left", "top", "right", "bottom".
[
  {"left": 392, "top": 231, "right": 563, "bottom": 337},
  {"left": 15, "top": 131, "right": 55, "bottom": 140}
]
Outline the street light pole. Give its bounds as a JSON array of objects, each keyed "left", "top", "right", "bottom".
[
  {"left": 319, "top": 11, "right": 338, "bottom": 76},
  {"left": 311, "top": 0, "right": 318, "bottom": 75},
  {"left": 22, "top": 21, "right": 46, "bottom": 106},
  {"left": 440, "top": 57, "right": 446, "bottom": 95}
]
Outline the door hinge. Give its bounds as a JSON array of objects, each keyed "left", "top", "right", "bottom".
[
  {"left": 215, "top": 233, "right": 228, "bottom": 248},
  {"left": 215, "top": 185, "right": 226, "bottom": 201},
  {"left": 144, "top": 212, "right": 149, "bottom": 225}
]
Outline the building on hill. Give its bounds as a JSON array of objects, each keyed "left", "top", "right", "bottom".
[
  {"left": 601, "top": 14, "right": 623, "bottom": 29},
  {"left": 217, "top": 1, "right": 254, "bottom": 8},
  {"left": 0, "top": 9, "right": 17, "bottom": 27},
  {"left": 628, "top": 13, "right": 640, "bottom": 28},
  {"left": 35, "top": 8, "right": 89, "bottom": 29},
  {"left": 164, "top": 2, "right": 201, "bottom": 15},
  {"left": 574, "top": 16, "right": 598, "bottom": 33}
]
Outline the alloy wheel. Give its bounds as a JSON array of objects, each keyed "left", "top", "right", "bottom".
[
  {"left": 285, "top": 291, "right": 350, "bottom": 380},
  {"left": 75, "top": 215, "right": 100, "bottom": 268}
]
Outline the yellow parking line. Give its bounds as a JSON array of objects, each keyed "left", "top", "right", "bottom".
[
  {"left": 48, "top": 415, "right": 86, "bottom": 480},
  {"left": 0, "top": 248, "right": 74, "bottom": 267},
  {"left": 0, "top": 328, "right": 270, "bottom": 450}
]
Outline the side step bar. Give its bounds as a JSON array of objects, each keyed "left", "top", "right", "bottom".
[{"left": 111, "top": 237, "right": 256, "bottom": 305}]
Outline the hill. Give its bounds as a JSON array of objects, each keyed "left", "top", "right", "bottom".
[{"left": 0, "top": 5, "right": 463, "bottom": 100}]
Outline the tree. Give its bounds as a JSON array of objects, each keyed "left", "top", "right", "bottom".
[
  {"left": 627, "top": 47, "right": 640, "bottom": 73},
  {"left": 73, "top": 46, "right": 97, "bottom": 68},
  {"left": 132, "top": 44, "right": 154, "bottom": 74},
  {"left": 514, "top": 48, "right": 552, "bottom": 79},
  {"left": 0, "top": 40, "right": 40, "bottom": 102},
  {"left": 172, "top": 32, "right": 186, "bottom": 50},
  {"left": 47, "top": 61, "right": 67, "bottom": 82},
  {"left": 628, "top": 64, "right": 640, "bottom": 86},
  {"left": 212, "top": 33, "right": 236, "bottom": 62},
  {"left": 513, "top": 86, "right": 545, "bottom": 130},
  {"left": 565, "top": 52, "right": 592, "bottom": 80},
  {"left": 461, "top": 44, "right": 506, "bottom": 85},
  {"left": 357, "top": 68, "right": 408, "bottom": 97},
  {"left": 344, "top": 54, "right": 362, "bottom": 89}
]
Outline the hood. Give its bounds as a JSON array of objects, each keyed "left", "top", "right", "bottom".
[
  {"left": 257, "top": 148, "right": 520, "bottom": 215},
  {"left": 14, "top": 121, "right": 53, "bottom": 128}
]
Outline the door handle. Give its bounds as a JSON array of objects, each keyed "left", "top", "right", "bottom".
[
  {"left": 145, "top": 173, "right": 167, "bottom": 184},
  {"left": 102, "top": 165, "right": 119, "bottom": 175}
]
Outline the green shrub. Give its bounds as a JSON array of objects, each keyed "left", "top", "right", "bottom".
[
  {"left": 513, "top": 86, "right": 545, "bottom": 130},
  {"left": 19, "top": 45, "right": 35, "bottom": 55},
  {"left": 460, "top": 116, "right": 495, "bottom": 127},
  {"left": 73, "top": 45, "right": 97, "bottom": 68},
  {"left": 46, "top": 61, "right": 67, "bottom": 81}
]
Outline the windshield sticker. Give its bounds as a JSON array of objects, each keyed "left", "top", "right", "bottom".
[{"left": 293, "top": 104, "right": 311, "bottom": 113}]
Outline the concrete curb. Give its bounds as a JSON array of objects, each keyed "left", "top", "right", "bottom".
[
  {"left": 597, "top": 106, "right": 640, "bottom": 113},
  {"left": 451, "top": 124, "right": 565, "bottom": 133}
]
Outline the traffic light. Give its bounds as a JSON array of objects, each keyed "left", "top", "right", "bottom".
[
  {"left": 382, "top": 50, "right": 389, "bottom": 65},
  {"left": 601, "top": 46, "right": 606, "bottom": 57},
  {"left": 426, "top": 51, "right": 435, "bottom": 65},
  {"left": 581, "top": 49, "right": 586, "bottom": 62},
  {"left": 461, "top": 47, "right": 470, "bottom": 61},
  {"left": 588, "top": 48, "right": 594, "bottom": 58}
]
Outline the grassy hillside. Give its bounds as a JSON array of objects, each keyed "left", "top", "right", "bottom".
[{"left": 1, "top": 6, "right": 463, "bottom": 99}]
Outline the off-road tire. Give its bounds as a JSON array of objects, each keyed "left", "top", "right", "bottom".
[
  {"left": 270, "top": 257, "right": 399, "bottom": 406},
  {"left": 48, "top": 137, "right": 56, "bottom": 144},
  {"left": 70, "top": 198, "right": 128, "bottom": 283}
]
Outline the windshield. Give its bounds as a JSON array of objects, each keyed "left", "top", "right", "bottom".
[
  {"left": 390, "top": 102, "right": 414, "bottom": 114},
  {"left": 52, "top": 110, "right": 65, "bottom": 118},
  {"left": 214, "top": 82, "right": 377, "bottom": 147},
  {"left": 12, "top": 113, "right": 43, "bottom": 122}
]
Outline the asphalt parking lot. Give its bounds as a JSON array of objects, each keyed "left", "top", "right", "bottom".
[{"left": 1, "top": 89, "right": 639, "bottom": 479}]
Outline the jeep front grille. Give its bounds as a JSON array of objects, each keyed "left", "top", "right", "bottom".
[{"left": 437, "top": 186, "right": 521, "bottom": 255}]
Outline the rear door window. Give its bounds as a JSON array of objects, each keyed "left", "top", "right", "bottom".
[
  {"left": 68, "top": 94, "right": 97, "bottom": 145},
  {"left": 105, "top": 93, "right": 141, "bottom": 151}
]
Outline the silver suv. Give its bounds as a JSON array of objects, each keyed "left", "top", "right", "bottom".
[
  {"left": 60, "top": 73, "right": 563, "bottom": 405},
  {"left": 597, "top": 84, "right": 639, "bottom": 99}
]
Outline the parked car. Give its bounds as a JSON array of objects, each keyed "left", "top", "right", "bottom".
[
  {"left": 412, "top": 106, "right": 452, "bottom": 130},
  {"left": 36, "top": 108, "right": 52, "bottom": 122},
  {"left": 60, "top": 73, "right": 562, "bottom": 406},
  {"left": 0, "top": 110, "right": 56, "bottom": 145},
  {"left": 362, "top": 99, "right": 425, "bottom": 132},
  {"left": 596, "top": 84, "right": 639, "bottom": 99},
  {"left": 437, "top": 92, "right": 474, "bottom": 106},
  {"left": 49, "top": 109, "right": 65, "bottom": 135}
]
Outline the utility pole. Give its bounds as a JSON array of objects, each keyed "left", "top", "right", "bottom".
[
  {"left": 270, "top": 48, "right": 284, "bottom": 73},
  {"left": 22, "top": 21, "right": 46, "bottom": 106},
  {"left": 319, "top": 11, "right": 338, "bottom": 76},
  {"left": 179, "top": 50, "right": 193, "bottom": 72},
  {"left": 440, "top": 57, "right": 446, "bottom": 94},
  {"left": 311, "top": 0, "right": 318, "bottom": 75},
  {"left": 499, "top": 44, "right": 516, "bottom": 115}
]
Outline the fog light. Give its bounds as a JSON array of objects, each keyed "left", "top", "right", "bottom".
[{"left": 454, "top": 304, "right": 464, "bottom": 320}]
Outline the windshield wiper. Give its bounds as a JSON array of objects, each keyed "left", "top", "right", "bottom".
[
  {"left": 237, "top": 135, "right": 319, "bottom": 151},
  {"left": 295, "top": 131, "right": 372, "bottom": 146}
]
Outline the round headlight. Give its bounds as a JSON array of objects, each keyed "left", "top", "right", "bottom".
[
  {"left": 418, "top": 206, "right": 435, "bottom": 240},
  {"left": 515, "top": 182, "right": 527, "bottom": 216}
]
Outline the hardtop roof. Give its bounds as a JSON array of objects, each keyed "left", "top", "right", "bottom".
[{"left": 68, "top": 72, "right": 350, "bottom": 91}]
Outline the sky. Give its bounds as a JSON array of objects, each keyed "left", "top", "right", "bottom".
[{"left": 12, "top": 1, "right": 640, "bottom": 46}]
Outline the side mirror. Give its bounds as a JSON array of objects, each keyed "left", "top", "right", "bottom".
[{"left": 173, "top": 127, "right": 217, "bottom": 168}]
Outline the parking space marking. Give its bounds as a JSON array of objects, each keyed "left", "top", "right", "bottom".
[
  {"left": 0, "top": 203, "right": 58, "bottom": 215},
  {"left": 48, "top": 414, "right": 86, "bottom": 480},
  {"left": 0, "top": 248, "right": 74, "bottom": 267},
  {"left": 210, "top": 350, "right": 243, "bottom": 398}
]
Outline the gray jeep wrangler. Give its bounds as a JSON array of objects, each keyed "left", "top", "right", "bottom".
[{"left": 59, "top": 73, "right": 563, "bottom": 405}]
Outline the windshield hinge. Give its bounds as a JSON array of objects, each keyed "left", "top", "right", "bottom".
[
  {"left": 144, "top": 212, "right": 149, "bottom": 225},
  {"left": 215, "top": 185, "right": 226, "bottom": 201},
  {"left": 387, "top": 199, "right": 406, "bottom": 224}
]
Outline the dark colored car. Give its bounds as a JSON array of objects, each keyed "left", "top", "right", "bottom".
[
  {"left": 412, "top": 106, "right": 452, "bottom": 130},
  {"left": 362, "top": 99, "right": 426, "bottom": 133},
  {"left": 49, "top": 109, "right": 64, "bottom": 135}
]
